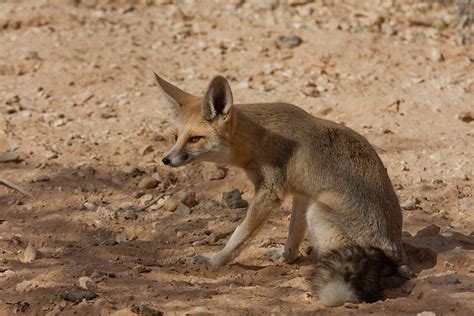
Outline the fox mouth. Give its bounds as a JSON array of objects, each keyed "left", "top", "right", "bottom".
[{"left": 162, "top": 153, "right": 193, "bottom": 167}]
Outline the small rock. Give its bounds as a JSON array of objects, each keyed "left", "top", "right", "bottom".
[
  {"left": 124, "top": 210, "right": 138, "bottom": 220},
  {"left": 276, "top": 35, "right": 303, "bottom": 48},
  {"left": 443, "top": 274, "right": 461, "bottom": 284},
  {"left": 202, "top": 164, "right": 228, "bottom": 181},
  {"left": 82, "top": 202, "right": 96, "bottom": 211},
  {"left": 138, "top": 177, "right": 158, "bottom": 190},
  {"left": 130, "top": 305, "right": 163, "bottom": 316},
  {"left": 140, "top": 194, "right": 154, "bottom": 204},
  {"left": 417, "top": 312, "right": 436, "bottom": 316},
  {"left": 192, "top": 239, "right": 208, "bottom": 246},
  {"left": 45, "top": 151, "right": 58, "bottom": 160},
  {"left": 175, "top": 203, "right": 191, "bottom": 216},
  {"left": 164, "top": 188, "right": 198, "bottom": 212},
  {"left": 132, "top": 190, "right": 145, "bottom": 198},
  {"left": 60, "top": 290, "right": 98, "bottom": 302},
  {"left": 132, "top": 265, "right": 151, "bottom": 274},
  {"left": 222, "top": 189, "right": 249, "bottom": 209},
  {"left": 0, "top": 151, "right": 22, "bottom": 163},
  {"left": 249, "top": 0, "right": 279, "bottom": 10},
  {"left": 415, "top": 224, "right": 441, "bottom": 238},
  {"left": 139, "top": 144, "right": 154, "bottom": 156},
  {"left": 401, "top": 199, "right": 417, "bottom": 210},
  {"left": 21, "top": 243, "right": 40, "bottom": 263},
  {"left": 457, "top": 111, "right": 473, "bottom": 123},
  {"left": 16, "top": 280, "right": 38, "bottom": 292},
  {"left": 381, "top": 23, "right": 396, "bottom": 36},
  {"left": 163, "top": 196, "right": 179, "bottom": 212},
  {"left": 344, "top": 303, "right": 359, "bottom": 309},
  {"left": 207, "top": 231, "right": 230, "bottom": 243},
  {"left": 114, "top": 233, "right": 127, "bottom": 244},
  {"left": 430, "top": 47, "right": 444, "bottom": 62},
  {"left": 118, "top": 202, "right": 133, "bottom": 210},
  {"left": 78, "top": 276, "right": 97, "bottom": 291},
  {"left": 32, "top": 174, "right": 50, "bottom": 182},
  {"left": 302, "top": 86, "right": 320, "bottom": 98},
  {"left": 53, "top": 119, "right": 66, "bottom": 127},
  {"left": 259, "top": 238, "right": 275, "bottom": 248},
  {"left": 1, "top": 269, "right": 15, "bottom": 279},
  {"left": 184, "top": 306, "right": 211, "bottom": 315}
]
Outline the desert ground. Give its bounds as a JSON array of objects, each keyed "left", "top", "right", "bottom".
[{"left": 0, "top": 0, "right": 473, "bottom": 315}]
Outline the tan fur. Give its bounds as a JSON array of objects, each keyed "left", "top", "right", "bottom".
[{"left": 154, "top": 73, "right": 408, "bottom": 304}]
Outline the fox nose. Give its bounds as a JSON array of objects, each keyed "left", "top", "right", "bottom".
[{"left": 162, "top": 157, "right": 171, "bottom": 165}]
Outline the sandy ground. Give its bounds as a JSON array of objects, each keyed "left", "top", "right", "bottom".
[{"left": 0, "top": 0, "right": 473, "bottom": 315}]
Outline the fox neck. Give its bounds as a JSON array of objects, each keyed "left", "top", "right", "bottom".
[{"left": 226, "top": 109, "right": 269, "bottom": 169}]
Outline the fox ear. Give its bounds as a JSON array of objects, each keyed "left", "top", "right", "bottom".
[
  {"left": 153, "top": 72, "right": 197, "bottom": 116},
  {"left": 202, "top": 75, "right": 233, "bottom": 121}
]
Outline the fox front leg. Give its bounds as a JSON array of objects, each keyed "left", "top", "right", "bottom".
[{"left": 191, "top": 188, "right": 282, "bottom": 267}]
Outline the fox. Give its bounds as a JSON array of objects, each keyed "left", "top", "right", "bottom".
[{"left": 154, "top": 72, "right": 410, "bottom": 306}]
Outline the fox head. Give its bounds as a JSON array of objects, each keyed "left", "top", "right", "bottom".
[{"left": 154, "top": 73, "right": 236, "bottom": 167}]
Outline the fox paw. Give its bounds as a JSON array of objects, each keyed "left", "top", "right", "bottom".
[
  {"left": 265, "top": 247, "right": 298, "bottom": 263},
  {"left": 190, "top": 254, "right": 212, "bottom": 266}
]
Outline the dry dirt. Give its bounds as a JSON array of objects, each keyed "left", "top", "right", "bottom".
[{"left": 0, "top": 0, "right": 473, "bottom": 315}]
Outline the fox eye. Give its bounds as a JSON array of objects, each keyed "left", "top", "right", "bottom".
[{"left": 188, "top": 136, "right": 203, "bottom": 144}]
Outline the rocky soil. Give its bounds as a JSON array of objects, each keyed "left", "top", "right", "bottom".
[{"left": 0, "top": 0, "right": 473, "bottom": 315}]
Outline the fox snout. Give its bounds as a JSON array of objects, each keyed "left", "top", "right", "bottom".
[{"left": 162, "top": 151, "right": 189, "bottom": 167}]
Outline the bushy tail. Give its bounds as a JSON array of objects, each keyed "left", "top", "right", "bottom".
[{"left": 312, "top": 245, "right": 409, "bottom": 306}]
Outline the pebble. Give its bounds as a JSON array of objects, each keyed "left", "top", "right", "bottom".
[
  {"left": 78, "top": 276, "right": 97, "bottom": 291},
  {"left": 114, "top": 233, "right": 127, "bottom": 243},
  {"left": 207, "top": 231, "right": 229, "bottom": 243},
  {"left": 443, "top": 274, "right": 461, "bottom": 284},
  {"left": 82, "top": 202, "right": 96, "bottom": 211},
  {"left": 202, "top": 164, "right": 228, "bottom": 181},
  {"left": 60, "top": 290, "right": 98, "bottom": 302},
  {"left": 139, "top": 144, "right": 154, "bottom": 156},
  {"left": 175, "top": 203, "right": 191, "bottom": 216},
  {"left": 138, "top": 177, "right": 158, "bottom": 189},
  {"left": 124, "top": 210, "right": 138, "bottom": 220},
  {"left": 132, "top": 265, "right": 151, "bottom": 274},
  {"left": 21, "top": 243, "right": 40, "bottom": 263},
  {"left": 222, "top": 189, "right": 249, "bottom": 209},
  {"left": 130, "top": 305, "right": 163, "bottom": 316},
  {"left": 430, "top": 47, "right": 444, "bottom": 62},
  {"left": 192, "top": 239, "right": 208, "bottom": 246},
  {"left": 45, "top": 151, "right": 58, "bottom": 160},
  {"left": 249, "top": 0, "right": 279, "bottom": 10},
  {"left": 118, "top": 202, "right": 133, "bottom": 210},
  {"left": 302, "top": 86, "right": 320, "bottom": 98},
  {"left": 415, "top": 224, "right": 440, "bottom": 238},
  {"left": 417, "top": 312, "right": 436, "bottom": 316},
  {"left": 164, "top": 196, "right": 179, "bottom": 212},
  {"left": 276, "top": 35, "right": 303, "bottom": 48},
  {"left": 16, "top": 280, "right": 38, "bottom": 292},
  {"left": 400, "top": 199, "right": 417, "bottom": 210},
  {"left": 344, "top": 303, "right": 359, "bottom": 309},
  {"left": 132, "top": 190, "right": 145, "bottom": 198},
  {"left": 457, "top": 111, "right": 473, "bottom": 123},
  {"left": 140, "top": 194, "right": 154, "bottom": 204},
  {"left": 0, "top": 151, "right": 22, "bottom": 163},
  {"left": 164, "top": 188, "right": 197, "bottom": 212}
]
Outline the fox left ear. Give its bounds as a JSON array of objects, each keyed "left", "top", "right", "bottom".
[{"left": 202, "top": 75, "right": 233, "bottom": 121}]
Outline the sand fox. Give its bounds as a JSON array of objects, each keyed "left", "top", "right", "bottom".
[{"left": 154, "top": 73, "right": 409, "bottom": 306}]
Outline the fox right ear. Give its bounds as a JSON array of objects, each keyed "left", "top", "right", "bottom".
[
  {"left": 153, "top": 72, "right": 197, "bottom": 116},
  {"left": 202, "top": 75, "right": 233, "bottom": 122}
]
